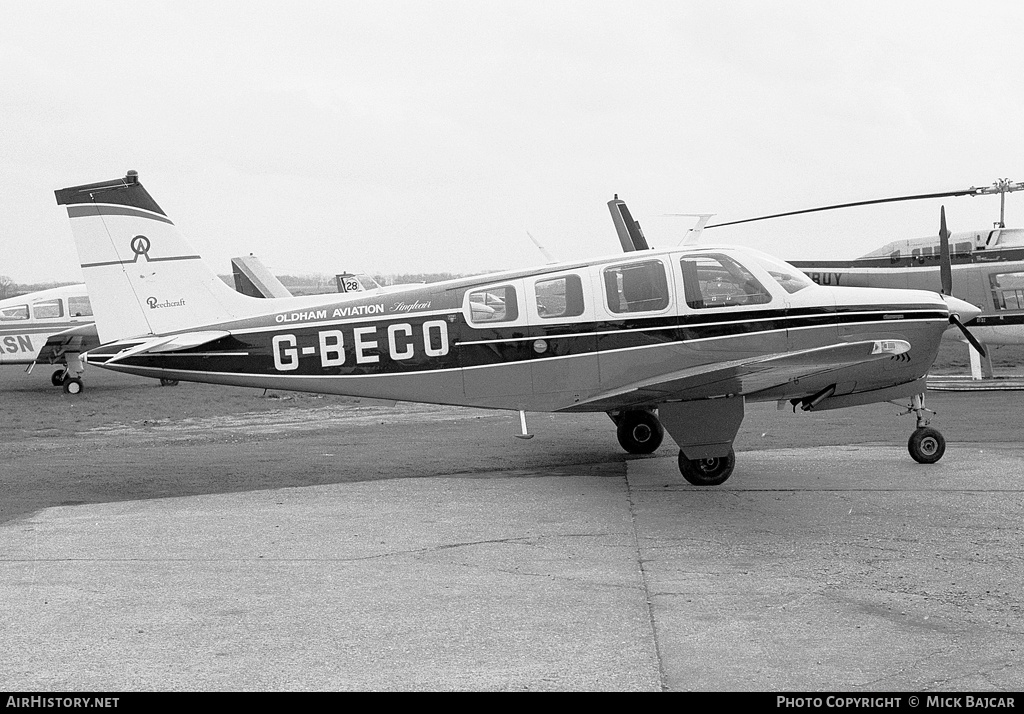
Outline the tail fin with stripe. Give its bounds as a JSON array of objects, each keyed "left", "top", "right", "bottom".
[{"left": 55, "top": 171, "right": 269, "bottom": 343}]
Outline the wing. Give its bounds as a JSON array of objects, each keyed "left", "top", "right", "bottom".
[
  {"left": 34, "top": 323, "right": 102, "bottom": 364},
  {"left": 565, "top": 339, "right": 910, "bottom": 412}
]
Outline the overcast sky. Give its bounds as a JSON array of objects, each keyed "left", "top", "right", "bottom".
[{"left": 2, "top": 0, "right": 1022, "bottom": 284}]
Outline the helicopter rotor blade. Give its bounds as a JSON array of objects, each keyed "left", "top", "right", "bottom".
[{"left": 702, "top": 183, "right": 1018, "bottom": 230}]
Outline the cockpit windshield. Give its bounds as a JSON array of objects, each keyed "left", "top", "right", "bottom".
[{"left": 741, "top": 250, "right": 814, "bottom": 294}]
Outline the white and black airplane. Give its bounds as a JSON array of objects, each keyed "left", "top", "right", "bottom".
[
  {"left": 0, "top": 283, "right": 98, "bottom": 393},
  {"left": 55, "top": 171, "right": 983, "bottom": 484}
]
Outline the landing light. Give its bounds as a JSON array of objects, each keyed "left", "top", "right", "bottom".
[{"left": 872, "top": 340, "right": 910, "bottom": 355}]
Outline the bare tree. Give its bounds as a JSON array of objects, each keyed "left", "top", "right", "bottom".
[{"left": 0, "top": 274, "right": 15, "bottom": 300}]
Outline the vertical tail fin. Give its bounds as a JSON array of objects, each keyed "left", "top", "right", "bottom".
[
  {"left": 231, "top": 254, "right": 293, "bottom": 298},
  {"left": 55, "top": 171, "right": 266, "bottom": 342},
  {"left": 607, "top": 195, "right": 650, "bottom": 251}
]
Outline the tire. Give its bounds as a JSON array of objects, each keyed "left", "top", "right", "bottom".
[
  {"left": 678, "top": 447, "right": 735, "bottom": 486},
  {"left": 908, "top": 427, "right": 945, "bottom": 464},
  {"left": 616, "top": 410, "right": 665, "bottom": 454},
  {"left": 62, "top": 377, "right": 83, "bottom": 395},
  {"left": 160, "top": 378, "right": 180, "bottom": 387},
  {"left": 51, "top": 370, "right": 66, "bottom": 387}
]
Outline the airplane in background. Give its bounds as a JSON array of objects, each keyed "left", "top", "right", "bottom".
[
  {"left": 55, "top": 171, "right": 984, "bottom": 484},
  {"left": 0, "top": 283, "right": 99, "bottom": 393},
  {"left": 1, "top": 254, "right": 293, "bottom": 393},
  {"left": 687, "top": 179, "right": 1024, "bottom": 379}
]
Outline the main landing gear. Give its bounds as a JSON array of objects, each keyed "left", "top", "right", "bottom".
[
  {"left": 609, "top": 407, "right": 738, "bottom": 486},
  {"left": 903, "top": 393, "right": 946, "bottom": 464},
  {"left": 612, "top": 409, "right": 664, "bottom": 454},
  {"left": 677, "top": 447, "right": 736, "bottom": 486},
  {"left": 52, "top": 368, "right": 84, "bottom": 394}
]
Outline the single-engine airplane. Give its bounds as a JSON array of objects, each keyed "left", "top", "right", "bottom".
[
  {"left": 0, "top": 283, "right": 98, "bottom": 393},
  {"left": 55, "top": 171, "right": 984, "bottom": 484}
]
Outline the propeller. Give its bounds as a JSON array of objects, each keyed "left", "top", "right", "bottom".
[
  {"left": 938, "top": 205, "right": 952, "bottom": 296},
  {"left": 949, "top": 311, "right": 987, "bottom": 358},
  {"left": 936, "top": 206, "right": 987, "bottom": 358}
]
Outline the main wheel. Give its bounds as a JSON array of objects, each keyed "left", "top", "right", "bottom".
[
  {"left": 62, "top": 377, "right": 83, "bottom": 395},
  {"left": 616, "top": 410, "right": 664, "bottom": 454},
  {"left": 678, "top": 447, "right": 735, "bottom": 486},
  {"left": 908, "top": 427, "right": 945, "bottom": 464},
  {"left": 51, "top": 369, "right": 66, "bottom": 387}
]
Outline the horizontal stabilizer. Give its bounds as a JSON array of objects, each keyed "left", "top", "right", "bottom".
[{"left": 101, "top": 330, "right": 230, "bottom": 364}]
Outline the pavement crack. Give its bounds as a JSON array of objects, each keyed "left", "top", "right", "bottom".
[{"left": 625, "top": 464, "right": 670, "bottom": 692}]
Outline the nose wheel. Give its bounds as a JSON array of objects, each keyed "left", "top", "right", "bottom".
[{"left": 908, "top": 426, "right": 945, "bottom": 464}]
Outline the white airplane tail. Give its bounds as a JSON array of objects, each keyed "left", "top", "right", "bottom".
[{"left": 55, "top": 171, "right": 270, "bottom": 343}]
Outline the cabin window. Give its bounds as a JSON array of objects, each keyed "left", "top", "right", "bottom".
[
  {"left": 679, "top": 254, "right": 772, "bottom": 309},
  {"left": 468, "top": 285, "right": 519, "bottom": 323},
  {"left": 989, "top": 271, "right": 1024, "bottom": 311},
  {"left": 32, "top": 299, "right": 64, "bottom": 319},
  {"left": 535, "top": 274, "right": 585, "bottom": 319},
  {"left": 603, "top": 260, "right": 669, "bottom": 314},
  {"left": 0, "top": 304, "right": 29, "bottom": 320},
  {"left": 68, "top": 296, "right": 93, "bottom": 317}
]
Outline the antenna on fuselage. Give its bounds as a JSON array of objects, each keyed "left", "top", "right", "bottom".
[
  {"left": 526, "top": 230, "right": 556, "bottom": 263},
  {"left": 664, "top": 213, "right": 716, "bottom": 246}
]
